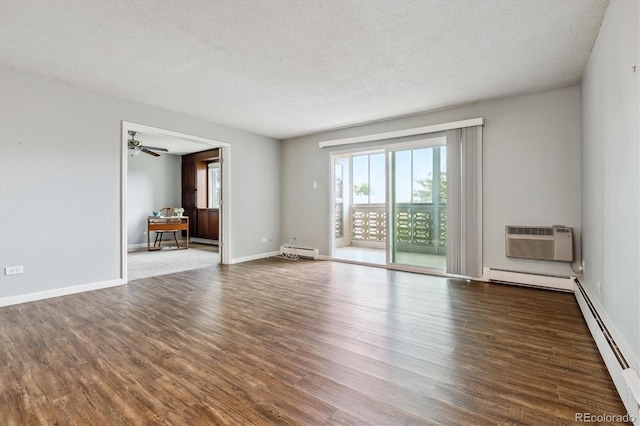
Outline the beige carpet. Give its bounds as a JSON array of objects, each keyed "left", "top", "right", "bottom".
[{"left": 127, "top": 243, "right": 219, "bottom": 281}]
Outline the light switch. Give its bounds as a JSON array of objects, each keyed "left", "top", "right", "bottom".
[{"left": 313, "top": 181, "right": 318, "bottom": 189}]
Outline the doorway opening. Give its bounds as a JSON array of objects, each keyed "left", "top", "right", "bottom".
[{"left": 121, "top": 121, "right": 231, "bottom": 282}]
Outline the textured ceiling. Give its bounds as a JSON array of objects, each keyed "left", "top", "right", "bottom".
[{"left": 0, "top": 0, "right": 609, "bottom": 140}]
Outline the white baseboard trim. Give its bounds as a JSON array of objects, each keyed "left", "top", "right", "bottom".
[
  {"left": 482, "top": 266, "right": 574, "bottom": 291},
  {"left": 575, "top": 280, "right": 640, "bottom": 424},
  {"left": 229, "top": 251, "right": 281, "bottom": 264},
  {"left": 575, "top": 279, "right": 639, "bottom": 371},
  {"left": 621, "top": 370, "right": 640, "bottom": 425},
  {"left": 0, "top": 278, "right": 126, "bottom": 307}
]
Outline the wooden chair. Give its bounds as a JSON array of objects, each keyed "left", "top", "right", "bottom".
[{"left": 153, "top": 207, "right": 181, "bottom": 249}]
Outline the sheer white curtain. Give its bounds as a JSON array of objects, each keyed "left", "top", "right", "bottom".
[{"left": 446, "top": 126, "right": 483, "bottom": 277}]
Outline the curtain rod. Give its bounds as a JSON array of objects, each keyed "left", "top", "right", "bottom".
[{"left": 318, "top": 117, "right": 484, "bottom": 148}]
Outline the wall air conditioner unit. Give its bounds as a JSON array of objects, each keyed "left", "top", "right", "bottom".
[{"left": 505, "top": 226, "right": 573, "bottom": 262}]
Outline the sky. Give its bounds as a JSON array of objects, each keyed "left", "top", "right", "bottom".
[{"left": 351, "top": 147, "right": 446, "bottom": 204}]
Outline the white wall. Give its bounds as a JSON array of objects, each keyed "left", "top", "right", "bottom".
[
  {"left": 127, "top": 153, "right": 181, "bottom": 246},
  {"left": 581, "top": 0, "right": 639, "bottom": 369},
  {"left": 282, "top": 85, "right": 582, "bottom": 277},
  {"left": 0, "top": 66, "right": 282, "bottom": 300}
]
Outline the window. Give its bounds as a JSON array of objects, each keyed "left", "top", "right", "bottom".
[
  {"left": 394, "top": 146, "right": 446, "bottom": 204},
  {"left": 207, "top": 162, "right": 221, "bottom": 208},
  {"left": 352, "top": 153, "right": 385, "bottom": 204}
]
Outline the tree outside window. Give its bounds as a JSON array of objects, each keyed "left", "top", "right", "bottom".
[{"left": 352, "top": 153, "right": 385, "bottom": 204}]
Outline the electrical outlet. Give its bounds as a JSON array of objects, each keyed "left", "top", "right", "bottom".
[
  {"left": 5, "top": 265, "right": 24, "bottom": 276},
  {"left": 581, "top": 260, "right": 585, "bottom": 273},
  {"left": 143, "top": 231, "right": 147, "bottom": 236},
  {"left": 596, "top": 281, "right": 601, "bottom": 294},
  {"left": 261, "top": 237, "right": 267, "bottom": 243}
]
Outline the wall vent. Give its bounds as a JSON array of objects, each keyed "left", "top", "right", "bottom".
[
  {"left": 505, "top": 226, "right": 573, "bottom": 261},
  {"left": 483, "top": 267, "right": 574, "bottom": 291},
  {"left": 279, "top": 245, "right": 319, "bottom": 260}
]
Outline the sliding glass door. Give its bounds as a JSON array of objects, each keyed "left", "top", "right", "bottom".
[
  {"left": 331, "top": 151, "right": 387, "bottom": 265},
  {"left": 389, "top": 143, "right": 447, "bottom": 270},
  {"left": 330, "top": 139, "right": 447, "bottom": 272},
  {"left": 330, "top": 127, "right": 482, "bottom": 276}
]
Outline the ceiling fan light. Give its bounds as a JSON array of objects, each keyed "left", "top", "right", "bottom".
[{"left": 129, "top": 148, "right": 142, "bottom": 156}]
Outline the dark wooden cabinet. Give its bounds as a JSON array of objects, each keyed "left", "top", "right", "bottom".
[
  {"left": 185, "top": 208, "right": 198, "bottom": 236},
  {"left": 196, "top": 209, "right": 219, "bottom": 240},
  {"left": 181, "top": 154, "right": 198, "bottom": 238},
  {"left": 182, "top": 155, "right": 197, "bottom": 209},
  {"left": 182, "top": 149, "right": 220, "bottom": 241},
  {"left": 182, "top": 158, "right": 197, "bottom": 190}
]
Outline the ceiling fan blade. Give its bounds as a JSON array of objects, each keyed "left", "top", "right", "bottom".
[
  {"left": 141, "top": 148, "right": 161, "bottom": 157},
  {"left": 140, "top": 145, "right": 169, "bottom": 152}
]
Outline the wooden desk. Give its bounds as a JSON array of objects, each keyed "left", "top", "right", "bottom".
[{"left": 147, "top": 216, "right": 189, "bottom": 251}]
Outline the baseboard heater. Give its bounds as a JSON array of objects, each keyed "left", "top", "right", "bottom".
[
  {"left": 574, "top": 280, "right": 640, "bottom": 425},
  {"left": 483, "top": 267, "right": 574, "bottom": 291},
  {"left": 279, "top": 245, "right": 319, "bottom": 260}
]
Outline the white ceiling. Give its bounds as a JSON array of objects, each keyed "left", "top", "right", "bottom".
[{"left": 0, "top": 0, "right": 609, "bottom": 140}]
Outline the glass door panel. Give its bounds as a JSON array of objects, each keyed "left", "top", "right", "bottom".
[
  {"left": 331, "top": 152, "right": 386, "bottom": 265},
  {"left": 389, "top": 145, "right": 447, "bottom": 270}
]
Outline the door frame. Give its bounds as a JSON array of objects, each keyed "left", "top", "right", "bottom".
[
  {"left": 121, "top": 121, "right": 231, "bottom": 283},
  {"left": 329, "top": 147, "right": 386, "bottom": 261},
  {"left": 328, "top": 135, "right": 447, "bottom": 275},
  {"left": 332, "top": 155, "right": 351, "bottom": 249}
]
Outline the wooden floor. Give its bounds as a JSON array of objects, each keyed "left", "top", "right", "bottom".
[{"left": 0, "top": 258, "right": 629, "bottom": 425}]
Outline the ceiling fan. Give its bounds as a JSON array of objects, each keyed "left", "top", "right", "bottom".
[{"left": 128, "top": 131, "right": 169, "bottom": 157}]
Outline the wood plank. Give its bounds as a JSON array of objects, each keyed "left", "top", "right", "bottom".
[{"left": 0, "top": 258, "right": 630, "bottom": 425}]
